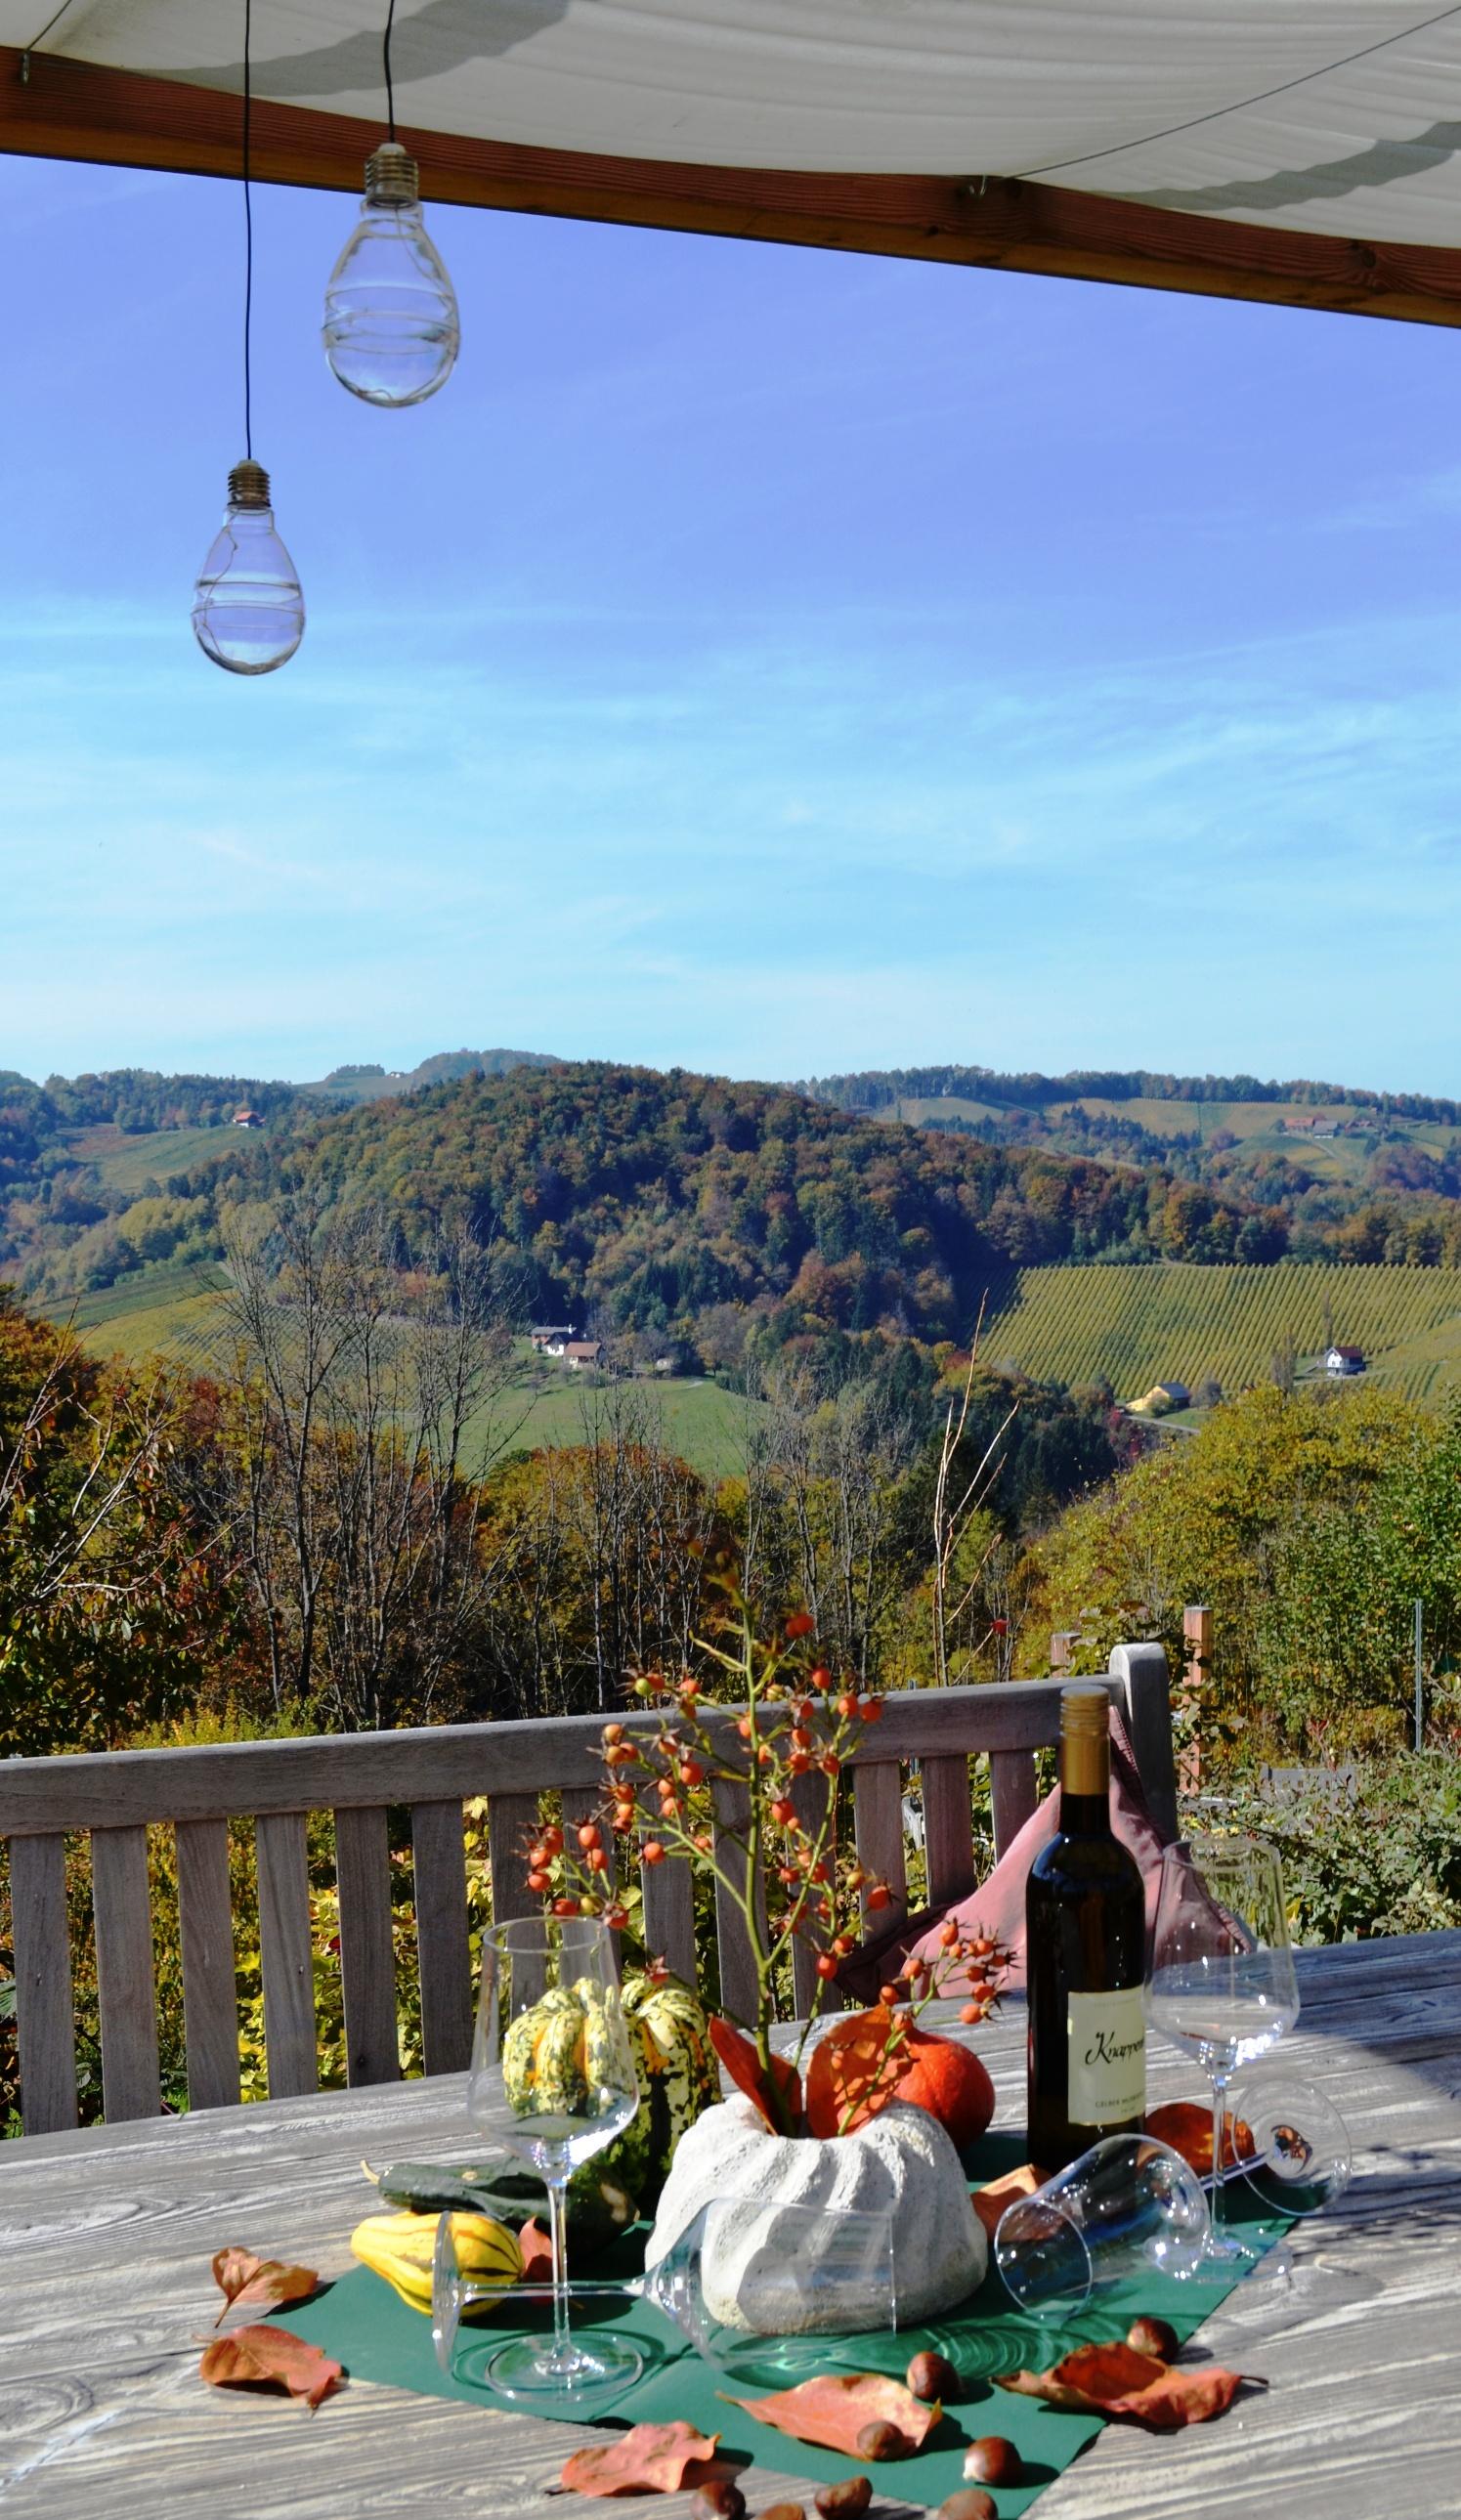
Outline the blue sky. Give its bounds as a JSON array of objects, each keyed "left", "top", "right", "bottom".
[{"left": 3, "top": 149, "right": 1460, "bottom": 1096}]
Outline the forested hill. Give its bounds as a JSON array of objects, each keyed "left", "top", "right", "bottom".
[
  {"left": 288, "top": 1062, "right": 1280, "bottom": 1356},
  {"left": 798, "top": 1062, "right": 1461, "bottom": 1267},
  {"left": 799, "top": 1063, "right": 1461, "bottom": 1126}
]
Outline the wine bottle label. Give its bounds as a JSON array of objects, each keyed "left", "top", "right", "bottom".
[{"left": 1066, "top": 1987, "right": 1146, "bottom": 2125}]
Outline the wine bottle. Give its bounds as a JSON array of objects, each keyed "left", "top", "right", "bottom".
[{"left": 1026, "top": 1683, "right": 1146, "bottom": 2174}]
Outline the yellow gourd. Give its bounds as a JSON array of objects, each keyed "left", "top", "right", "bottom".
[{"left": 350, "top": 2208, "right": 522, "bottom": 2313}]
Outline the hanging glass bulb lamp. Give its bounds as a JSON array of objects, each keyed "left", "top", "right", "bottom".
[
  {"left": 193, "top": 460, "right": 305, "bottom": 674},
  {"left": 322, "top": 138, "right": 459, "bottom": 406},
  {"left": 193, "top": 0, "right": 304, "bottom": 676}
]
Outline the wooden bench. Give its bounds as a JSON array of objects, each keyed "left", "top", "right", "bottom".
[{"left": 0, "top": 1645, "right": 1176, "bottom": 2138}]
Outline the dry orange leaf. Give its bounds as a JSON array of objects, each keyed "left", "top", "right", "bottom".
[
  {"left": 997, "top": 2340, "right": 1254, "bottom": 2432},
  {"left": 210, "top": 2247, "right": 320, "bottom": 2326},
  {"left": 199, "top": 2322, "right": 342, "bottom": 2410},
  {"left": 1145, "top": 2102, "right": 1255, "bottom": 2179},
  {"left": 518, "top": 2218, "right": 554, "bottom": 2282},
  {"left": 722, "top": 2372, "right": 941, "bottom": 2456},
  {"left": 970, "top": 2163, "right": 1041, "bottom": 2242},
  {"left": 558, "top": 2420, "right": 722, "bottom": 2495},
  {"left": 709, "top": 2016, "right": 803, "bottom": 2135}
]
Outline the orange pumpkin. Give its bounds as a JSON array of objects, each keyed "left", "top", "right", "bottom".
[{"left": 804, "top": 2008, "right": 996, "bottom": 2148}]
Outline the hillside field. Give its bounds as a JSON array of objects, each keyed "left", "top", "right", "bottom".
[
  {"left": 72, "top": 1291, "right": 759, "bottom": 1481},
  {"left": 981, "top": 1262, "right": 1461, "bottom": 1399}
]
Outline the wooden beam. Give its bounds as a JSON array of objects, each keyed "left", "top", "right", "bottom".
[{"left": 5, "top": 43, "right": 1461, "bottom": 328}]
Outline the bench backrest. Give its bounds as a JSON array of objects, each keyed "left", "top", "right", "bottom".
[{"left": 0, "top": 1644, "right": 1175, "bottom": 2137}]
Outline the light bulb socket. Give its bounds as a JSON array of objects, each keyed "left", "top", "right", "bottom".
[
  {"left": 365, "top": 139, "right": 420, "bottom": 206},
  {"left": 228, "top": 458, "right": 273, "bottom": 511}
]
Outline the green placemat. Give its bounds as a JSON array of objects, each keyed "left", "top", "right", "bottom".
[{"left": 274, "top": 2140, "right": 1286, "bottom": 2515}]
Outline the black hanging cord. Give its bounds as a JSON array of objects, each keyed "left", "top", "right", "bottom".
[
  {"left": 383, "top": 0, "right": 398, "bottom": 142},
  {"left": 242, "top": 0, "right": 253, "bottom": 460},
  {"left": 19, "top": 0, "right": 78, "bottom": 81}
]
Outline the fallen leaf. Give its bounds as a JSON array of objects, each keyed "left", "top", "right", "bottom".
[
  {"left": 709, "top": 2016, "right": 802, "bottom": 2135},
  {"left": 558, "top": 2421, "right": 722, "bottom": 2495},
  {"left": 210, "top": 2247, "right": 320, "bottom": 2326},
  {"left": 970, "top": 2162, "right": 1041, "bottom": 2242},
  {"left": 199, "top": 2323, "right": 343, "bottom": 2409},
  {"left": 997, "top": 2341, "right": 1253, "bottom": 2432},
  {"left": 1145, "top": 2103, "right": 1255, "bottom": 2179},
  {"left": 519, "top": 2218, "right": 554, "bottom": 2281},
  {"left": 722, "top": 2372, "right": 940, "bottom": 2456}
]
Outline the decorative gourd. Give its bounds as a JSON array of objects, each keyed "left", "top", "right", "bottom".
[
  {"left": 885, "top": 2029, "right": 995, "bottom": 2148},
  {"left": 369, "top": 2158, "right": 637, "bottom": 2262},
  {"left": 621, "top": 1969, "right": 720, "bottom": 2203},
  {"left": 351, "top": 2209, "right": 520, "bottom": 2312},
  {"left": 803, "top": 2014, "right": 996, "bottom": 2148},
  {"left": 646, "top": 2094, "right": 987, "bottom": 2331},
  {"left": 501, "top": 1969, "right": 717, "bottom": 2205}
]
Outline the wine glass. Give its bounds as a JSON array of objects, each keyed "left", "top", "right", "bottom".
[
  {"left": 465, "top": 1915, "right": 643, "bottom": 2399},
  {"left": 994, "top": 2132, "right": 1210, "bottom": 2319},
  {"left": 1144, "top": 1835, "right": 1300, "bottom": 2268},
  {"left": 1226, "top": 2070, "right": 1352, "bottom": 2219},
  {"left": 436, "top": 2196, "right": 898, "bottom": 2390}
]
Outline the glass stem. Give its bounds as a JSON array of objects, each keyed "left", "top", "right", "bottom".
[
  {"left": 544, "top": 2172, "right": 576, "bottom": 2375},
  {"left": 1210, "top": 2071, "right": 1230, "bottom": 2238}
]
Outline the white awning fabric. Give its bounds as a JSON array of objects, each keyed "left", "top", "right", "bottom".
[{"left": 6, "top": 3, "right": 1461, "bottom": 318}]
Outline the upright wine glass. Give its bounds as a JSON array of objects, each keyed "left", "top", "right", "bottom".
[
  {"left": 1144, "top": 1835, "right": 1300, "bottom": 2268},
  {"left": 465, "top": 1915, "right": 642, "bottom": 2399}
]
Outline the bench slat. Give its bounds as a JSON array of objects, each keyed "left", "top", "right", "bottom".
[
  {"left": 255, "top": 1811, "right": 318, "bottom": 2099},
  {"left": 9, "top": 1831, "right": 78, "bottom": 2134},
  {"left": 989, "top": 1747, "right": 1040, "bottom": 1859},
  {"left": 410, "top": 1800, "right": 472, "bottom": 2075},
  {"left": 334, "top": 1805, "right": 400, "bottom": 2086},
  {"left": 91, "top": 1825, "right": 161, "bottom": 2123},
  {"left": 638, "top": 1838, "right": 696, "bottom": 1985},
  {"left": 710, "top": 1774, "right": 764, "bottom": 2028},
  {"left": 922, "top": 1753, "right": 976, "bottom": 1908},
  {"left": 175, "top": 1817, "right": 239, "bottom": 2110},
  {"left": 851, "top": 1760, "right": 908, "bottom": 1931},
  {"left": 562, "top": 1785, "right": 613, "bottom": 1892},
  {"left": 788, "top": 1768, "right": 842, "bottom": 2017},
  {"left": 488, "top": 1793, "right": 540, "bottom": 1928},
  {"left": 0, "top": 1679, "right": 1109, "bottom": 1836}
]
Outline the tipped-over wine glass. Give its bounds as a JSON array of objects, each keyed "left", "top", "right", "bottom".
[
  {"left": 1144, "top": 1834, "right": 1300, "bottom": 2269},
  {"left": 464, "top": 1915, "right": 642, "bottom": 2400}
]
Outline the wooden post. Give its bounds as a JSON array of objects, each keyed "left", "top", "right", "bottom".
[
  {"left": 1051, "top": 1630, "right": 1078, "bottom": 1674},
  {"left": 1181, "top": 1605, "right": 1212, "bottom": 1797}
]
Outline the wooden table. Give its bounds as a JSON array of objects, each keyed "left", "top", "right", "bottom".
[{"left": 4, "top": 1932, "right": 1460, "bottom": 2519}]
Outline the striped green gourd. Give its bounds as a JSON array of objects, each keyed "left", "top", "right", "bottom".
[{"left": 501, "top": 1969, "right": 718, "bottom": 2205}]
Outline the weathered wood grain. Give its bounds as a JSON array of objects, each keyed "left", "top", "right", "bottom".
[
  {"left": 409, "top": 1801, "right": 472, "bottom": 2077},
  {"left": 486, "top": 1793, "right": 540, "bottom": 1931},
  {"left": 921, "top": 1752, "right": 977, "bottom": 1906},
  {"left": 8, "top": 1831, "right": 78, "bottom": 2135},
  {"left": 988, "top": 1745, "right": 1040, "bottom": 1858},
  {"left": 1111, "top": 1643, "right": 1181, "bottom": 1846},
  {"left": 89, "top": 1826, "right": 161, "bottom": 2124},
  {"left": 787, "top": 1767, "right": 841, "bottom": 2018},
  {"left": 254, "top": 1811, "right": 317, "bottom": 2101},
  {"left": 709, "top": 1774, "right": 764, "bottom": 2029},
  {"left": 637, "top": 1835, "right": 696, "bottom": 1985},
  {"left": 851, "top": 1759, "right": 908, "bottom": 1931},
  {"left": 173, "top": 1819, "right": 239, "bottom": 2112},
  {"left": 2, "top": 1935, "right": 1460, "bottom": 2520},
  {"left": 561, "top": 1785, "right": 612, "bottom": 1892},
  {"left": 0, "top": 1675, "right": 1146, "bottom": 1834},
  {"left": 334, "top": 1807, "right": 400, "bottom": 2087}
]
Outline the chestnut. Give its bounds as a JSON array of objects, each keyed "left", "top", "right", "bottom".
[{"left": 906, "top": 2347, "right": 959, "bottom": 2403}]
